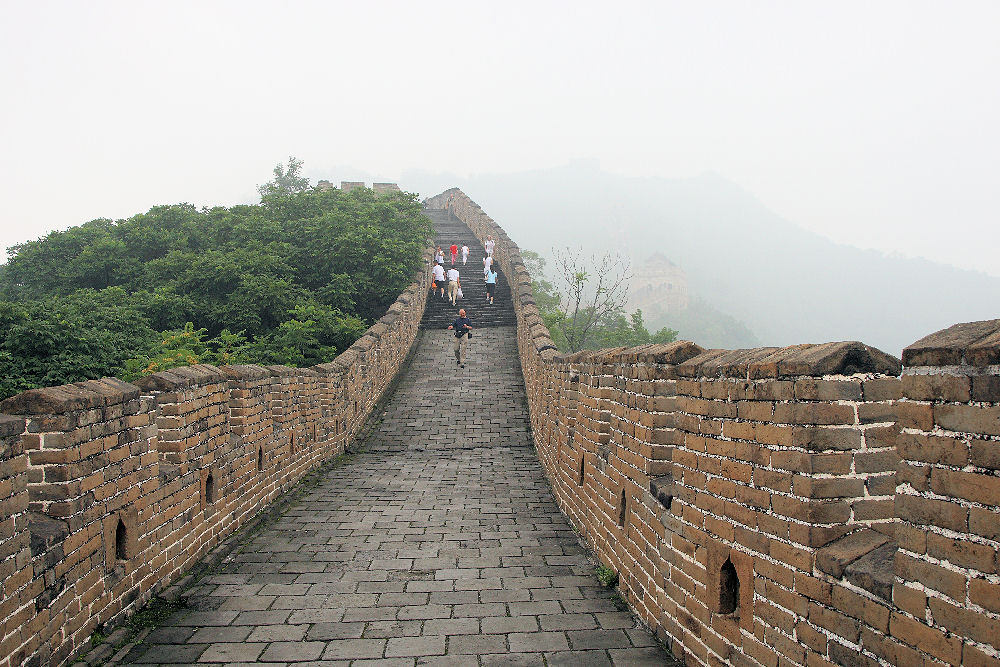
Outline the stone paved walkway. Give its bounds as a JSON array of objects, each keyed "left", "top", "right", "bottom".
[{"left": 120, "top": 328, "right": 674, "bottom": 665}]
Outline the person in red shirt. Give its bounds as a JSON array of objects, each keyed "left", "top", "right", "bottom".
[{"left": 450, "top": 243, "right": 458, "bottom": 265}]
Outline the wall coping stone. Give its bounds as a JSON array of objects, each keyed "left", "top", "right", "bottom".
[
  {"left": 311, "top": 362, "right": 348, "bottom": 376},
  {"left": 134, "top": 364, "right": 225, "bottom": 391},
  {"left": 218, "top": 365, "right": 271, "bottom": 381},
  {"left": 0, "top": 413, "right": 25, "bottom": 432},
  {"left": 352, "top": 335, "right": 376, "bottom": 352},
  {"left": 1, "top": 383, "right": 114, "bottom": 415},
  {"left": 903, "top": 318, "right": 1000, "bottom": 366},
  {"left": 266, "top": 365, "right": 317, "bottom": 378},
  {"left": 677, "top": 342, "right": 900, "bottom": 379}
]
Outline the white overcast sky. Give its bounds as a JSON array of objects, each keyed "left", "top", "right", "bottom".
[{"left": 2, "top": 1, "right": 998, "bottom": 276}]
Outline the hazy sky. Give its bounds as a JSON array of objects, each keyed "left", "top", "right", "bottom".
[{"left": 2, "top": 1, "right": 998, "bottom": 276}]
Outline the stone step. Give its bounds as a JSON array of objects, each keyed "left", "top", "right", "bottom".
[{"left": 421, "top": 213, "right": 514, "bottom": 330}]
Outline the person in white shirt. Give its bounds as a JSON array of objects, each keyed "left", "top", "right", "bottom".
[
  {"left": 485, "top": 236, "right": 495, "bottom": 257},
  {"left": 482, "top": 254, "right": 493, "bottom": 278},
  {"left": 431, "top": 262, "right": 446, "bottom": 299},
  {"left": 446, "top": 267, "right": 461, "bottom": 305},
  {"left": 461, "top": 245, "right": 469, "bottom": 265}
]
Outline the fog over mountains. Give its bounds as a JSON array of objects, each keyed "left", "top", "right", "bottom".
[{"left": 404, "top": 163, "right": 1000, "bottom": 357}]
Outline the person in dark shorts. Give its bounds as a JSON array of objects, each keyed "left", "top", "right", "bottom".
[
  {"left": 448, "top": 308, "right": 473, "bottom": 367},
  {"left": 485, "top": 267, "right": 497, "bottom": 305}
]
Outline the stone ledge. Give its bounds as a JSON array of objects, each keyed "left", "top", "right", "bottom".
[
  {"left": 29, "top": 511, "right": 69, "bottom": 558},
  {"left": 158, "top": 463, "right": 181, "bottom": 483},
  {"left": 649, "top": 474, "right": 674, "bottom": 509},
  {"left": 816, "top": 528, "right": 890, "bottom": 579},
  {"left": 844, "top": 541, "right": 895, "bottom": 602}
]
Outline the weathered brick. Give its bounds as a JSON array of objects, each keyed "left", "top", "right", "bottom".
[
  {"left": 927, "top": 596, "right": 1000, "bottom": 651},
  {"left": 793, "top": 427, "right": 864, "bottom": 451},
  {"left": 895, "top": 493, "right": 967, "bottom": 533},
  {"left": 894, "top": 552, "right": 967, "bottom": 600},
  {"left": 888, "top": 613, "right": 962, "bottom": 665},
  {"left": 794, "top": 379, "right": 862, "bottom": 401},
  {"left": 970, "top": 438, "right": 1000, "bottom": 470},
  {"left": 927, "top": 534, "right": 995, "bottom": 576},
  {"left": 774, "top": 403, "right": 856, "bottom": 426},
  {"left": 900, "top": 374, "right": 971, "bottom": 403},
  {"left": 895, "top": 432, "right": 967, "bottom": 466},
  {"left": 930, "top": 467, "right": 1000, "bottom": 506},
  {"left": 934, "top": 403, "right": 1000, "bottom": 436},
  {"left": 971, "top": 375, "right": 1000, "bottom": 402},
  {"left": 793, "top": 476, "right": 865, "bottom": 500},
  {"left": 891, "top": 583, "right": 926, "bottom": 618},
  {"left": 969, "top": 577, "right": 1000, "bottom": 614},
  {"left": 854, "top": 449, "right": 899, "bottom": 474},
  {"left": 808, "top": 603, "right": 859, "bottom": 643},
  {"left": 970, "top": 506, "right": 1000, "bottom": 541},
  {"left": 862, "top": 377, "right": 903, "bottom": 401}
]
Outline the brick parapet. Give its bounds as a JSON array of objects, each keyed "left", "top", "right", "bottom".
[
  {"left": 434, "top": 188, "right": 1000, "bottom": 667},
  {"left": 892, "top": 319, "right": 1000, "bottom": 665},
  {"left": 0, "top": 244, "right": 432, "bottom": 667}
]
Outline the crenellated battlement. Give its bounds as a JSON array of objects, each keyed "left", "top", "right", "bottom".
[
  {"left": 426, "top": 187, "right": 1000, "bottom": 667},
  {"left": 0, "top": 248, "right": 432, "bottom": 667}
]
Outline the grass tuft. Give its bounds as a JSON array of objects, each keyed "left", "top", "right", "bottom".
[{"left": 595, "top": 564, "right": 619, "bottom": 588}]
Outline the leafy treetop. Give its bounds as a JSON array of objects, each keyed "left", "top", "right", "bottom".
[
  {"left": 257, "top": 156, "right": 311, "bottom": 197},
  {"left": 0, "top": 177, "right": 432, "bottom": 400}
]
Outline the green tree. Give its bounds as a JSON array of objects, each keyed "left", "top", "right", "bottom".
[
  {"left": 251, "top": 304, "right": 365, "bottom": 367},
  {"left": 0, "top": 168, "right": 432, "bottom": 399},
  {"left": 0, "top": 289, "right": 157, "bottom": 395},
  {"left": 122, "top": 324, "right": 253, "bottom": 380},
  {"left": 257, "top": 156, "right": 311, "bottom": 198}
]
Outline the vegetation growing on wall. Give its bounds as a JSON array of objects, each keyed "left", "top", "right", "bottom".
[{"left": 0, "top": 179, "right": 432, "bottom": 400}]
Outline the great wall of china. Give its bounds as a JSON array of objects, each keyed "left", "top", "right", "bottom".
[{"left": 1, "top": 187, "right": 998, "bottom": 666}]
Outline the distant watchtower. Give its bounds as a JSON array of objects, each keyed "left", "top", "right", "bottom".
[{"left": 627, "top": 252, "right": 689, "bottom": 317}]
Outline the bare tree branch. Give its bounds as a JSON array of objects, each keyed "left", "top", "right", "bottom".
[{"left": 550, "top": 247, "right": 631, "bottom": 351}]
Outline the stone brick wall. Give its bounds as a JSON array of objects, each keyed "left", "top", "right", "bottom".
[
  {"left": 428, "top": 188, "right": 1000, "bottom": 667},
  {"left": 891, "top": 322, "right": 1000, "bottom": 666},
  {"left": 0, "top": 249, "right": 432, "bottom": 667}
]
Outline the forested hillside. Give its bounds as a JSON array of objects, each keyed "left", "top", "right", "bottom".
[{"left": 0, "top": 186, "right": 432, "bottom": 399}]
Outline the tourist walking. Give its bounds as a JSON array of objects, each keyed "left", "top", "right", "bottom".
[
  {"left": 446, "top": 266, "right": 461, "bottom": 305},
  {"left": 431, "top": 262, "right": 446, "bottom": 299},
  {"left": 482, "top": 253, "right": 493, "bottom": 278},
  {"left": 461, "top": 244, "right": 469, "bottom": 265},
  {"left": 485, "top": 267, "right": 497, "bottom": 305},
  {"left": 448, "top": 308, "right": 473, "bottom": 367},
  {"left": 485, "top": 236, "right": 495, "bottom": 257},
  {"left": 450, "top": 243, "right": 458, "bottom": 265},
  {"left": 435, "top": 247, "right": 445, "bottom": 265}
]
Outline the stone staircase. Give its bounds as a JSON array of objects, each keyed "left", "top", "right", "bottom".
[{"left": 419, "top": 208, "right": 517, "bottom": 329}]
